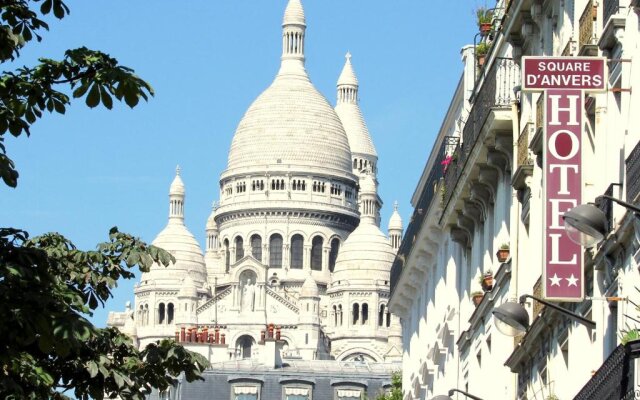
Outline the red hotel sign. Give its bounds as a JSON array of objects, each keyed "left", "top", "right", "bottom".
[{"left": 523, "top": 57, "right": 606, "bottom": 301}]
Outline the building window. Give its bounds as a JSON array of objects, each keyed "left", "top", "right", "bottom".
[
  {"left": 352, "top": 303, "right": 359, "bottom": 325},
  {"left": 385, "top": 310, "right": 390, "bottom": 327},
  {"left": 330, "top": 183, "right": 342, "bottom": 196},
  {"left": 328, "top": 238, "right": 340, "bottom": 272},
  {"left": 167, "top": 303, "right": 174, "bottom": 324},
  {"left": 236, "top": 335, "right": 255, "bottom": 359},
  {"left": 251, "top": 234, "right": 262, "bottom": 261},
  {"left": 338, "top": 305, "right": 343, "bottom": 326},
  {"left": 224, "top": 239, "right": 230, "bottom": 271},
  {"left": 378, "top": 304, "right": 385, "bottom": 327},
  {"left": 232, "top": 384, "right": 260, "bottom": 400},
  {"left": 361, "top": 303, "right": 368, "bottom": 325},
  {"left": 312, "top": 181, "right": 326, "bottom": 193},
  {"left": 336, "top": 388, "right": 362, "bottom": 400},
  {"left": 158, "top": 303, "right": 165, "bottom": 324},
  {"left": 311, "top": 236, "right": 323, "bottom": 270},
  {"left": 284, "top": 386, "right": 311, "bottom": 400},
  {"left": 270, "top": 234, "right": 283, "bottom": 268},
  {"left": 143, "top": 304, "right": 149, "bottom": 325},
  {"left": 290, "top": 234, "right": 304, "bottom": 269},
  {"left": 333, "top": 305, "right": 338, "bottom": 326},
  {"left": 271, "top": 179, "right": 285, "bottom": 190},
  {"left": 252, "top": 180, "right": 264, "bottom": 191},
  {"left": 235, "top": 236, "right": 244, "bottom": 261},
  {"left": 292, "top": 179, "right": 306, "bottom": 191},
  {"left": 236, "top": 181, "right": 246, "bottom": 193}
]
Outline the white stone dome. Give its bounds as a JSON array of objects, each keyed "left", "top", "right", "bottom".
[
  {"left": 332, "top": 222, "right": 395, "bottom": 280},
  {"left": 141, "top": 223, "right": 207, "bottom": 285},
  {"left": 388, "top": 202, "right": 403, "bottom": 231},
  {"left": 178, "top": 275, "right": 198, "bottom": 298},
  {"left": 283, "top": 0, "right": 305, "bottom": 26},
  {"left": 169, "top": 167, "right": 185, "bottom": 195},
  {"left": 226, "top": 75, "right": 353, "bottom": 175},
  {"left": 300, "top": 273, "right": 319, "bottom": 298}
]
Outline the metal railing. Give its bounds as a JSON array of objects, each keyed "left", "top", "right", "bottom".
[
  {"left": 390, "top": 136, "right": 459, "bottom": 295},
  {"left": 603, "top": 0, "right": 621, "bottom": 25},
  {"left": 573, "top": 340, "right": 640, "bottom": 400},
  {"left": 441, "top": 58, "right": 520, "bottom": 208},
  {"left": 579, "top": 0, "right": 596, "bottom": 49},
  {"left": 626, "top": 141, "right": 640, "bottom": 205},
  {"left": 517, "top": 127, "right": 531, "bottom": 168}
]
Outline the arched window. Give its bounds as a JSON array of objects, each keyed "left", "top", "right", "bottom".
[
  {"left": 290, "top": 234, "right": 304, "bottom": 269},
  {"left": 224, "top": 239, "right": 230, "bottom": 271},
  {"left": 237, "top": 335, "right": 254, "bottom": 359},
  {"left": 158, "top": 303, "right": 165, "bottom": 325},
  {"left": 329, "top": 238, "right": 340, "bottom": 272},
  {"left": 269, "top": 234, "right": 283, "bottom": 268},
  {"left": 235, "top": 236, "right": 244, "bottom": 261},
  {"left": 352, "top": 303, "right": 360, "bottom": 325},
  {"left": 138, "top": 305, "right": 144, "bottom": 325},
  {"left": 338, "top": 305, "right": 343, "bottom": 326},
  {"left": 378, "top": 304, "right": 385, "bottom": 327},
  {"left": 251, "top": 234, "right": 262, "bottom": 261},
  {"left": 311, "top": 236, "right": 323, "bottom": 270},
  {"left": 386, "top": 310, "right": 391, "bottom": 327},
  {"left": 167, "top": 303, "right": 174, "bottom": 324},
  {"left": 144, "top": 304, "right": 149, "bottom": 325},
  {"left": 362, "top": 303, "right": 368, "bottom": 325},
  {"left": 333, "top": 305, "right": 338, "bottom": 326}
]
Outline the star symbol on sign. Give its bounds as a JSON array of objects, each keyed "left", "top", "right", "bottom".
[
  {"left": 549, "top": 273, "right": 562, "bottom": 286},
  {"left": 566, "top": 274, "right": 579, "bottom": 287}
]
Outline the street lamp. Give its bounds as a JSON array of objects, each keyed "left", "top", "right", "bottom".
[
  {"left": 431, "top": 388, "right": 484, "bottom": 400},
  {"left": 563, "top": 195, "right": 640, "bottom": 247},
  {"left": 492, "top": 294, "right": 595, "bottom": 337}
]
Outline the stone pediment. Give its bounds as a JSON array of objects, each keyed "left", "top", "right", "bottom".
[{"left": 229, "top": 256, "right": 268, "bottom": 284}]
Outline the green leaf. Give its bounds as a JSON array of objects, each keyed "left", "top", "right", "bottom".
[
  {"left": 100, "top": 88, "right": 113, "bottom": 109},
  {"left": 73, "top": 83, "right": 90, "bottom": 98},
  {"left": 86, "top": 83, "right": 100, "bottom": 108},
  {"left": 87, "top": 361, "right": 99, "bottom": 378}
]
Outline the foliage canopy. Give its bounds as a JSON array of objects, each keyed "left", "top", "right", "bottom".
[{"left": 0, "top": 1, "right": 207, "bottom": 399}]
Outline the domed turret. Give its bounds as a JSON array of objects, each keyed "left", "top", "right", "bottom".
[
  {"left": 140, "top": 168, "right": 206, "bottom": 286},
  {"left": 388, "top": 201, "right": 403, "bottom": 251},
  {"left": 335, "top": 53, "right": 377, "bottom": 177},
  {"left": 300, "top": 273, "right": 319, "bottom": 298}
]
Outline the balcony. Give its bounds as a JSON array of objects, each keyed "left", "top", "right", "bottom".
[
  {"left": 579, "top": 0, "right": 598, "bottom": 56},
  {"left": 441, "top": 58, "right": 520, "bottom": 209},
  {"left": 390, "top": 136, "right": 459, "bottom": 296},
  {"left": 573, "top": 340, "right": 640, "bottom": 399},
  {"left": 603, "top": 0, "right": 622, "bottom": 25},
  {"left": 626, "top": 141, "right": 640, "bottom": 205}
]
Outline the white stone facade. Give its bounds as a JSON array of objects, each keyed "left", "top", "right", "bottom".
[
  {"left": 390, "top": 1, "right": 640, "bottom": 399},
  {"left": 109, "top": 0, "right": 402, "bottom": 367}
]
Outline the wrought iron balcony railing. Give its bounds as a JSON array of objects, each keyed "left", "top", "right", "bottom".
[
  {"left": 573, "top": 340, "right": 640, "bottom": 400},
  {"left": 390, "top": 136, "right": 460, "bottom": 295},
  {"left": 579, "top": 0, "right": 596, "bottom": 50},
  {"left": 441, "top": 57, "right": 520, "bottom": 208},
  {"left": 626, "top": 140, "right": 640, "bottom": 205},
  {"left": 603, "top": 0, "right": 622, "bottom": 26}
]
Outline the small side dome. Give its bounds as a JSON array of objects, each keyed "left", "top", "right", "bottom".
[
  {"left": 388, "top": 201, "right": 403, "bottom": 231},
  {"left": 300, "top": 273, "right": 319, "bottom": 298},
  {"left": 359, "top": 172, "right": 376, "bottom": 194},
  {"left": 332, "top": 223, "right": 395, "bottom": 281},
  {"left": 170, "top": 165, "right": 185, "bottom": 195},
  {"left": 206, "top": 206, "right": 218, "bottom": 230},
  {"left": 178, "top": 275, "right": 198, "bottom": 298}
]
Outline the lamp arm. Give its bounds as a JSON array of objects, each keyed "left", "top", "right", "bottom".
[
  {"left": 519, "top": 294, "right": 596, "bottom": 329},
  {"left": 448, "top": 388, "right": 484, "bottom": 400},
  {"left": 599, "top": 195, "right": 640, "bottom": 214}
]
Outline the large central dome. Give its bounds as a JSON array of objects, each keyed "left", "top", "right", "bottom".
[
  {"left": 226, "top": 76, "right": 352, "bottom": 174},
  {"left": 224, "top": 0, "right": 352, "bottom": 177}
]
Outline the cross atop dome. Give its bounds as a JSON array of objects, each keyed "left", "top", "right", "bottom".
[{"left": 175, "top": 164, "right": 181, "bottom": 176}]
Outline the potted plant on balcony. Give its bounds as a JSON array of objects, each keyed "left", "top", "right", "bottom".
[
  {"left": 478, "top": 270, "right": 493, "bottom": 292},
  {"left": 497, "top": 243, "right": 510, "bottom": 263},
  {"left": 475, "top": 42, "right": 489, "bottom": 66},
  {"left": 477, "top": 7, "right": 493, "bottom": 35},
  {"left": 471, "top": 290, "right": 484, "bottom": 307}
]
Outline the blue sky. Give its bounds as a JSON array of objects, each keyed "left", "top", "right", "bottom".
[{"left": 0, "top": 1, "right": 479, "bottom": 326}]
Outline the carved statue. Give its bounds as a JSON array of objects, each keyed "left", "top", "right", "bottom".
[{"left": 241, "top": 278, "right": 256, "bottom": 312}]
